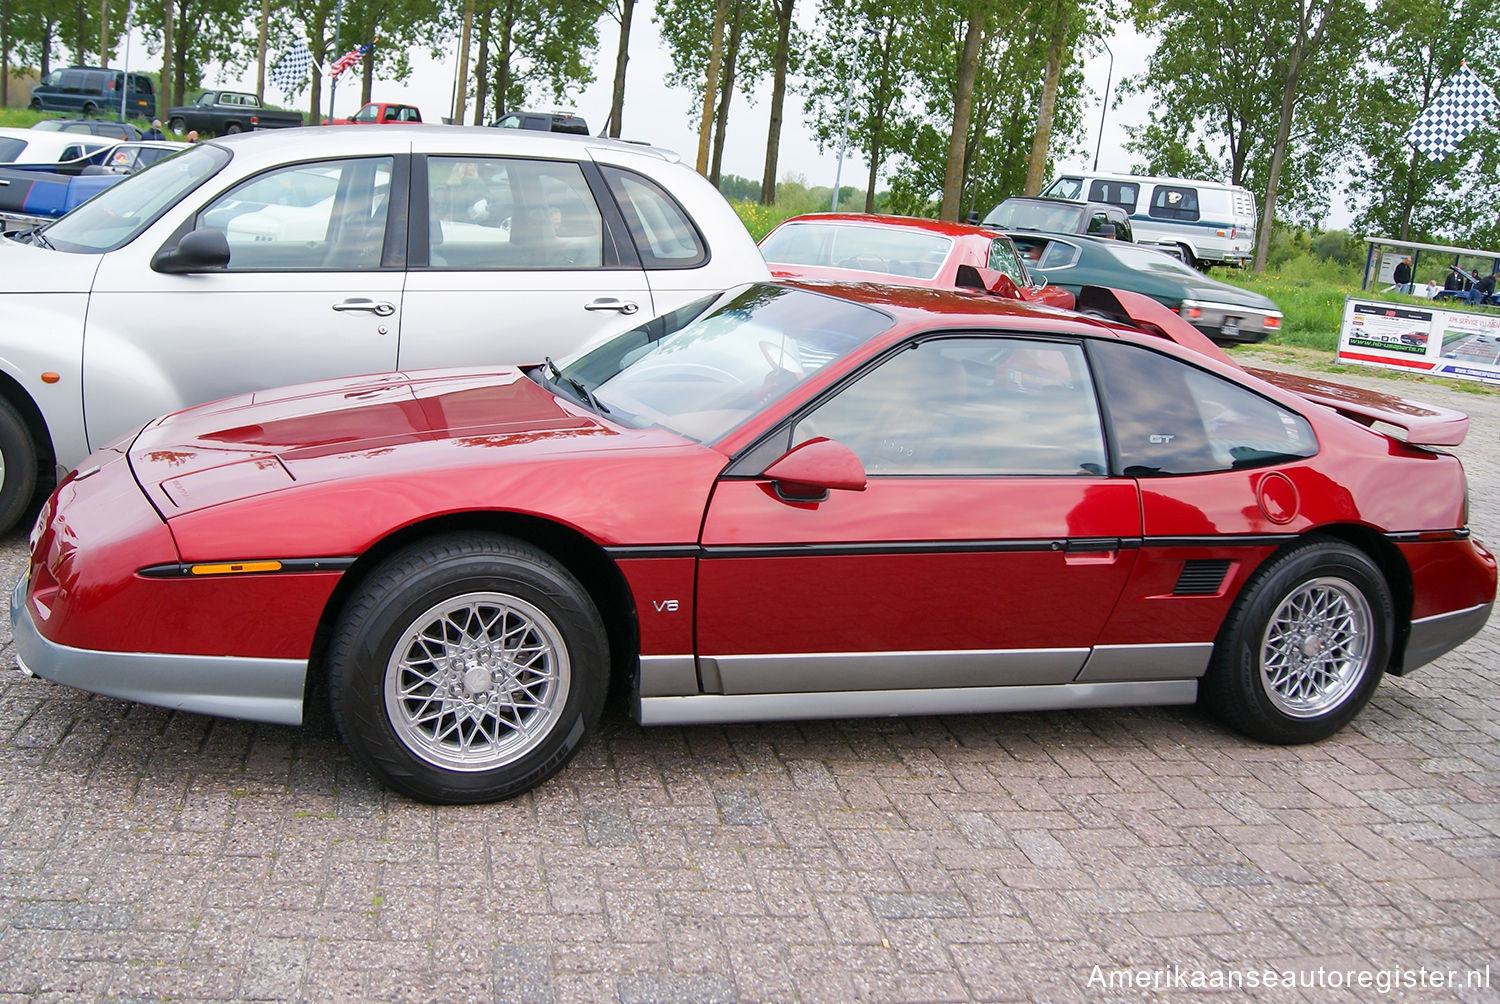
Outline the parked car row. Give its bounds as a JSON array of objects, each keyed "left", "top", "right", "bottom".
[
  {"left": 0, "top": 140, "right": 187, "bottom": 235},
  {"left": 4, "top": 127, "right": 1495, "bottom": 807}
]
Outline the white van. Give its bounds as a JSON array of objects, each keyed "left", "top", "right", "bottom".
[{"left": 1041, "top": 171, "right": 1257, "bottom": 268}]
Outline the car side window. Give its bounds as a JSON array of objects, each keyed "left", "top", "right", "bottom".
[
  {"left": 1089, "top": 180, "right": 1138, "bottom": 211},
  {"left": 1150, "top": 186, "right": 1201, "bottom": 221},
  {"left": 987, "top": 238, "right": 1023, "bottom": 282},
  {"left": 425, "top": 156, "right": 604, "bottom": 270},
  {"left": 601, "top": 166, "right": 707, "bottom": 269},
  {"left": 1091, "top": 340, "right": 1317, "bottom": 476},
  {"left": 791, "top": 338, "right": 1107, "bottom": 476},
  {"left": 198, "top": 156, "right": 393, "bottom": 270}
]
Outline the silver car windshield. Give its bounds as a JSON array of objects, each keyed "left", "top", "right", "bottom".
[
  {"left": 42, "top": 144, "right": 230, "bottom": 254},
  {"left": 558, "top": 284, "right": 894, "bottom": 444}
]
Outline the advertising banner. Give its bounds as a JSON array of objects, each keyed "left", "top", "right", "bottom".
[{"left": 1335, "top": 297, "right": 1500, "bottom": 386}]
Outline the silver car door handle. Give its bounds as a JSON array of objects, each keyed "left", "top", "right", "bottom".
[
  {"left": 332, "top": 298, "right": 396, "bottom": 317},
  {"left": 584, "top": 298, "right": 639, "bottom": 314}
]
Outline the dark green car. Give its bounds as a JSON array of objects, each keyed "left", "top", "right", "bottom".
[{"left": 1007, "top": 231, "right": 1282, "bottom": 344}]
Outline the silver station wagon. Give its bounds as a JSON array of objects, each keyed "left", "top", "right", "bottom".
[{"left": 0, "top": 126, "right": 769, "bottom": 532}]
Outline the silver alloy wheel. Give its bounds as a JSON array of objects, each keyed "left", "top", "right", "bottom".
[
  {"left": 383, "top": 591, "right": 570, "bottom": 772},
  {"left": 1259, "top": 576, "right": 1373, "bottom": 718}
]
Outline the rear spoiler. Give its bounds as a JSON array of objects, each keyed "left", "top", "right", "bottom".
[
  {"left": 1075, "top": 286, "right": 1238, "bottom": 366},
  {"left": 1246, "top": 367, "right": 1469, "bottom": 448},
  {"left": 1074, "top": 285, "right": 1469, "bottom": 448}
]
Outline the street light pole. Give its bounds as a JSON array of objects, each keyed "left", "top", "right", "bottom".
[{"left": 1092, "top": 38, "right": 1114, "bottom": 172}]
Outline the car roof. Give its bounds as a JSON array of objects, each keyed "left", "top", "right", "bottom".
[
  {"left": 773, "top": 212, "right": 1002, "bottom": 241},
  {"left": 205, "top": 124, "right": 674, "bottom": 162}
]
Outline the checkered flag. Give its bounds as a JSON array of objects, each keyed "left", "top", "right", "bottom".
[
  {"left": 1405, "top": 63, "right": 1499, "bottom": 162},
  {"left": 271, "top": 40, "right": 314, "bottom": 93}
]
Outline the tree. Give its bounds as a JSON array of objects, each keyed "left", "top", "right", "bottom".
[
  {"left": 1347, "top": 0, "right": 1500, "bottom": 244},
  {"left": 1125, "top": 0, "right": 1371, "bottom": 270},
  {"left": 465, "top": 0, "right": 601, "bottom": 123}
]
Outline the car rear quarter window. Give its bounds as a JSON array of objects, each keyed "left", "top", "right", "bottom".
[
  {"left": 426, "top": 156, "right": 604, "bottom": 269},
  {"left": 793, "top": 337, "right": 1107, "bottom": 476},
  {"left": 0, "top": 137, "right": 24, "bottom": 161},
  {"left": 1036, "top": 240, "right": 1080, "bottom": 271},
  {"left": 1149, "top": 186, "right": 1201, "bottom": 221},
  {"left": 1090, "top": 340, "right": 1317, "bottom": 476},
  {"left": 602, "top": 166, "right": 707, "bottom": 269}
]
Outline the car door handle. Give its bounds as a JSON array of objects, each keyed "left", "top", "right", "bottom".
[
  {"left": 332, "top": 298, "right": 395, "bottom": 317},
  {"left": 584, "top": 298, "right": 639, "bottom": 314}
]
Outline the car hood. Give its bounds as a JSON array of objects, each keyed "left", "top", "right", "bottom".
[
  {"left": 128, "top": 367, "right": 686, "bottom": 515},
  {"left": 0, "top": 236, "right": 102, "bottom": 292}
]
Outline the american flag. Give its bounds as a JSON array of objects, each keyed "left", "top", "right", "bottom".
[
  {"left": 1405, "top": 63, "right": 1499, "bottom": 162},
  {"left": 270, "top": 40, "right": 313, "bottom": 92},
  {"left": 329, "top": 38, "right": 378, "bottom": 80}
]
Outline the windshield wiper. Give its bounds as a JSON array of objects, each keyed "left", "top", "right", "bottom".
[
  {"left": 16, "top": 227, "right": 52, "bottom": 249},
  {"left": 543, "top": 356, "right": 609, "bottom": 414}
]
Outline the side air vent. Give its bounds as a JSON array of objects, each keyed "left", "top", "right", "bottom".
[{"left": 1174, "top": 559, "right": 1231, "bottom": 596}]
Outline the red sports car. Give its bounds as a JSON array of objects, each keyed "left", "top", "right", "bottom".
[
  {"left": 13, "top": 282, "right": 1495, "bottom": 804},
  {"left": 761, "top": 212, "right": 1077, "bottom": 310}
]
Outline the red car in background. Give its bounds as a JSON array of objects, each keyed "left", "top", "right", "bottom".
[
  {"left": 328, "top": 102, "right": 422, "bottom": 125},
  {"left": 760, "top": 212, "right": 1076, "bottom": 310},
  {"left": 13, "top": 281, "right": 1494, "bottom": 804}
]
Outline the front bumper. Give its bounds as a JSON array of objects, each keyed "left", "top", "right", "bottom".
[{"left": 11, "top": 573, "right": 307, "bottom": 725}]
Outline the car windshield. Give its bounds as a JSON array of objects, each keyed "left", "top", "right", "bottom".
[
  {"left": 41, "top": 143, "right": 229, "bottom": 253},
  {"left": 555, "top": 284, "right": 894, "bottom": 443},
  {"left": 760, "top": 222, "right": 952, "bottom": 280},
  {"left": 982, "top": 200, "right": 1084, "bottom": 232}
]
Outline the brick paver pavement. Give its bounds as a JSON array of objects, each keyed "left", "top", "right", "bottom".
[{"left": 1, "top": 355, "right": 1498, "bottom": 1002}]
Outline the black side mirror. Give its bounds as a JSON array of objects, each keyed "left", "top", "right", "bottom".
[
  {"left": 964, "top": 211, "right": 980, "bottom": 225},
  {"left": 151, "top": 228, "right": 230, "bottom": 274},
  {"left": 1097, "top": 222, "right": 1117, "bottom": 239}
]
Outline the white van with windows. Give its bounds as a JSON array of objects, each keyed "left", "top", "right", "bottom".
[{"left": 1041, "top": 172, "right": 1257, "bottom": 269}]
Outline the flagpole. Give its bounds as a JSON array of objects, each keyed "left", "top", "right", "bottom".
[{"left": 327, "top": 0, "right": 345, "bottom": 124}]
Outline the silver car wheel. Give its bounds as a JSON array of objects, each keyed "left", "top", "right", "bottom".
[
  {"left": 383, "top": 590, "right": 571, "bottom": 772},
  {"left": 1259, "top": 576, "right": 1373, "bottom": 719}
]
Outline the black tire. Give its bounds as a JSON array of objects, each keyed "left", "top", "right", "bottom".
[
  {"left": 225, "top": 122, "right": 243, "bottom": 135},
  {"left": 1201, "top": 538, "right": 1393, "bottom": 744},
  {"left": 28, "top": 99, "right": 41, "bottom": 111},
  {"left": 1178, "top": 244, "right": 1199, "bottom": 270},
  {"left": 168, "top": 117, "right": 186, "bottom": 134},
  {"left": 80, "top": 102, "right": 96, "bottom": 117},
  {"left": 0, "top": 398, "right": 38, "bottom": 535},
  {"left": 327, "top": 533, "right": 608, "bottom": 804}
]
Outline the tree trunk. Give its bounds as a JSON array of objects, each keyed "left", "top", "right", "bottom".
[
  {"left": 360, "top": 48, "right": 373, "bottom": 104},
  {"left": 709, "top": 0, "right": 745, "bottom": 187},
  {"left": 494, "top": 0, "right": 514, "bottom": 118},
  {"left": 696, "top": 0, "right": 729, "bottom": 175},
  {"left": 254, "top": 0, "right": 266, "bottom": 100},
  {"left": 162, "top": 0, "right": 174, "bottom": 113},
  {"left": 1024, "top": 0, "right": 1069, "bottom": 195},
  {"left": 1253, "top": 56, "right": 1301, "bottom": 271},
  {"left": 758, "top": 0, "right": 793, "bottom": 205},
  {"left": 98, "top": 0, "right": 107, "bottom": 67},
  {"left": 606, "top": 0, "right": 634, "bottom": 137},
  {"left": 453, "top": 0, "right": 472, "bottom": 122},
  {"left": 309, "top": 24, "right": 326, "bottom": 124},
  {"left": 940, "top": 6, "right": 985, "bottom": 221},
  {"left": 1396, "top": 145, "right": 1419, "bottom": 241},
  {"left": 2, "top": 0, "right": 10, "bottom": 108},
  {"left": 473, "top": 12, "right": 489, "bottom": 124}
]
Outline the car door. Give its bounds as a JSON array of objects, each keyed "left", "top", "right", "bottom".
[
  {"left": 82, "top": 154, "right": 405, "bottom": 452},
  {"left": 397, "top": 154, "right": 652, "bottom": 368},
  {"left": 695, "top": 335, "right": 1143, "bottom": 696}
]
